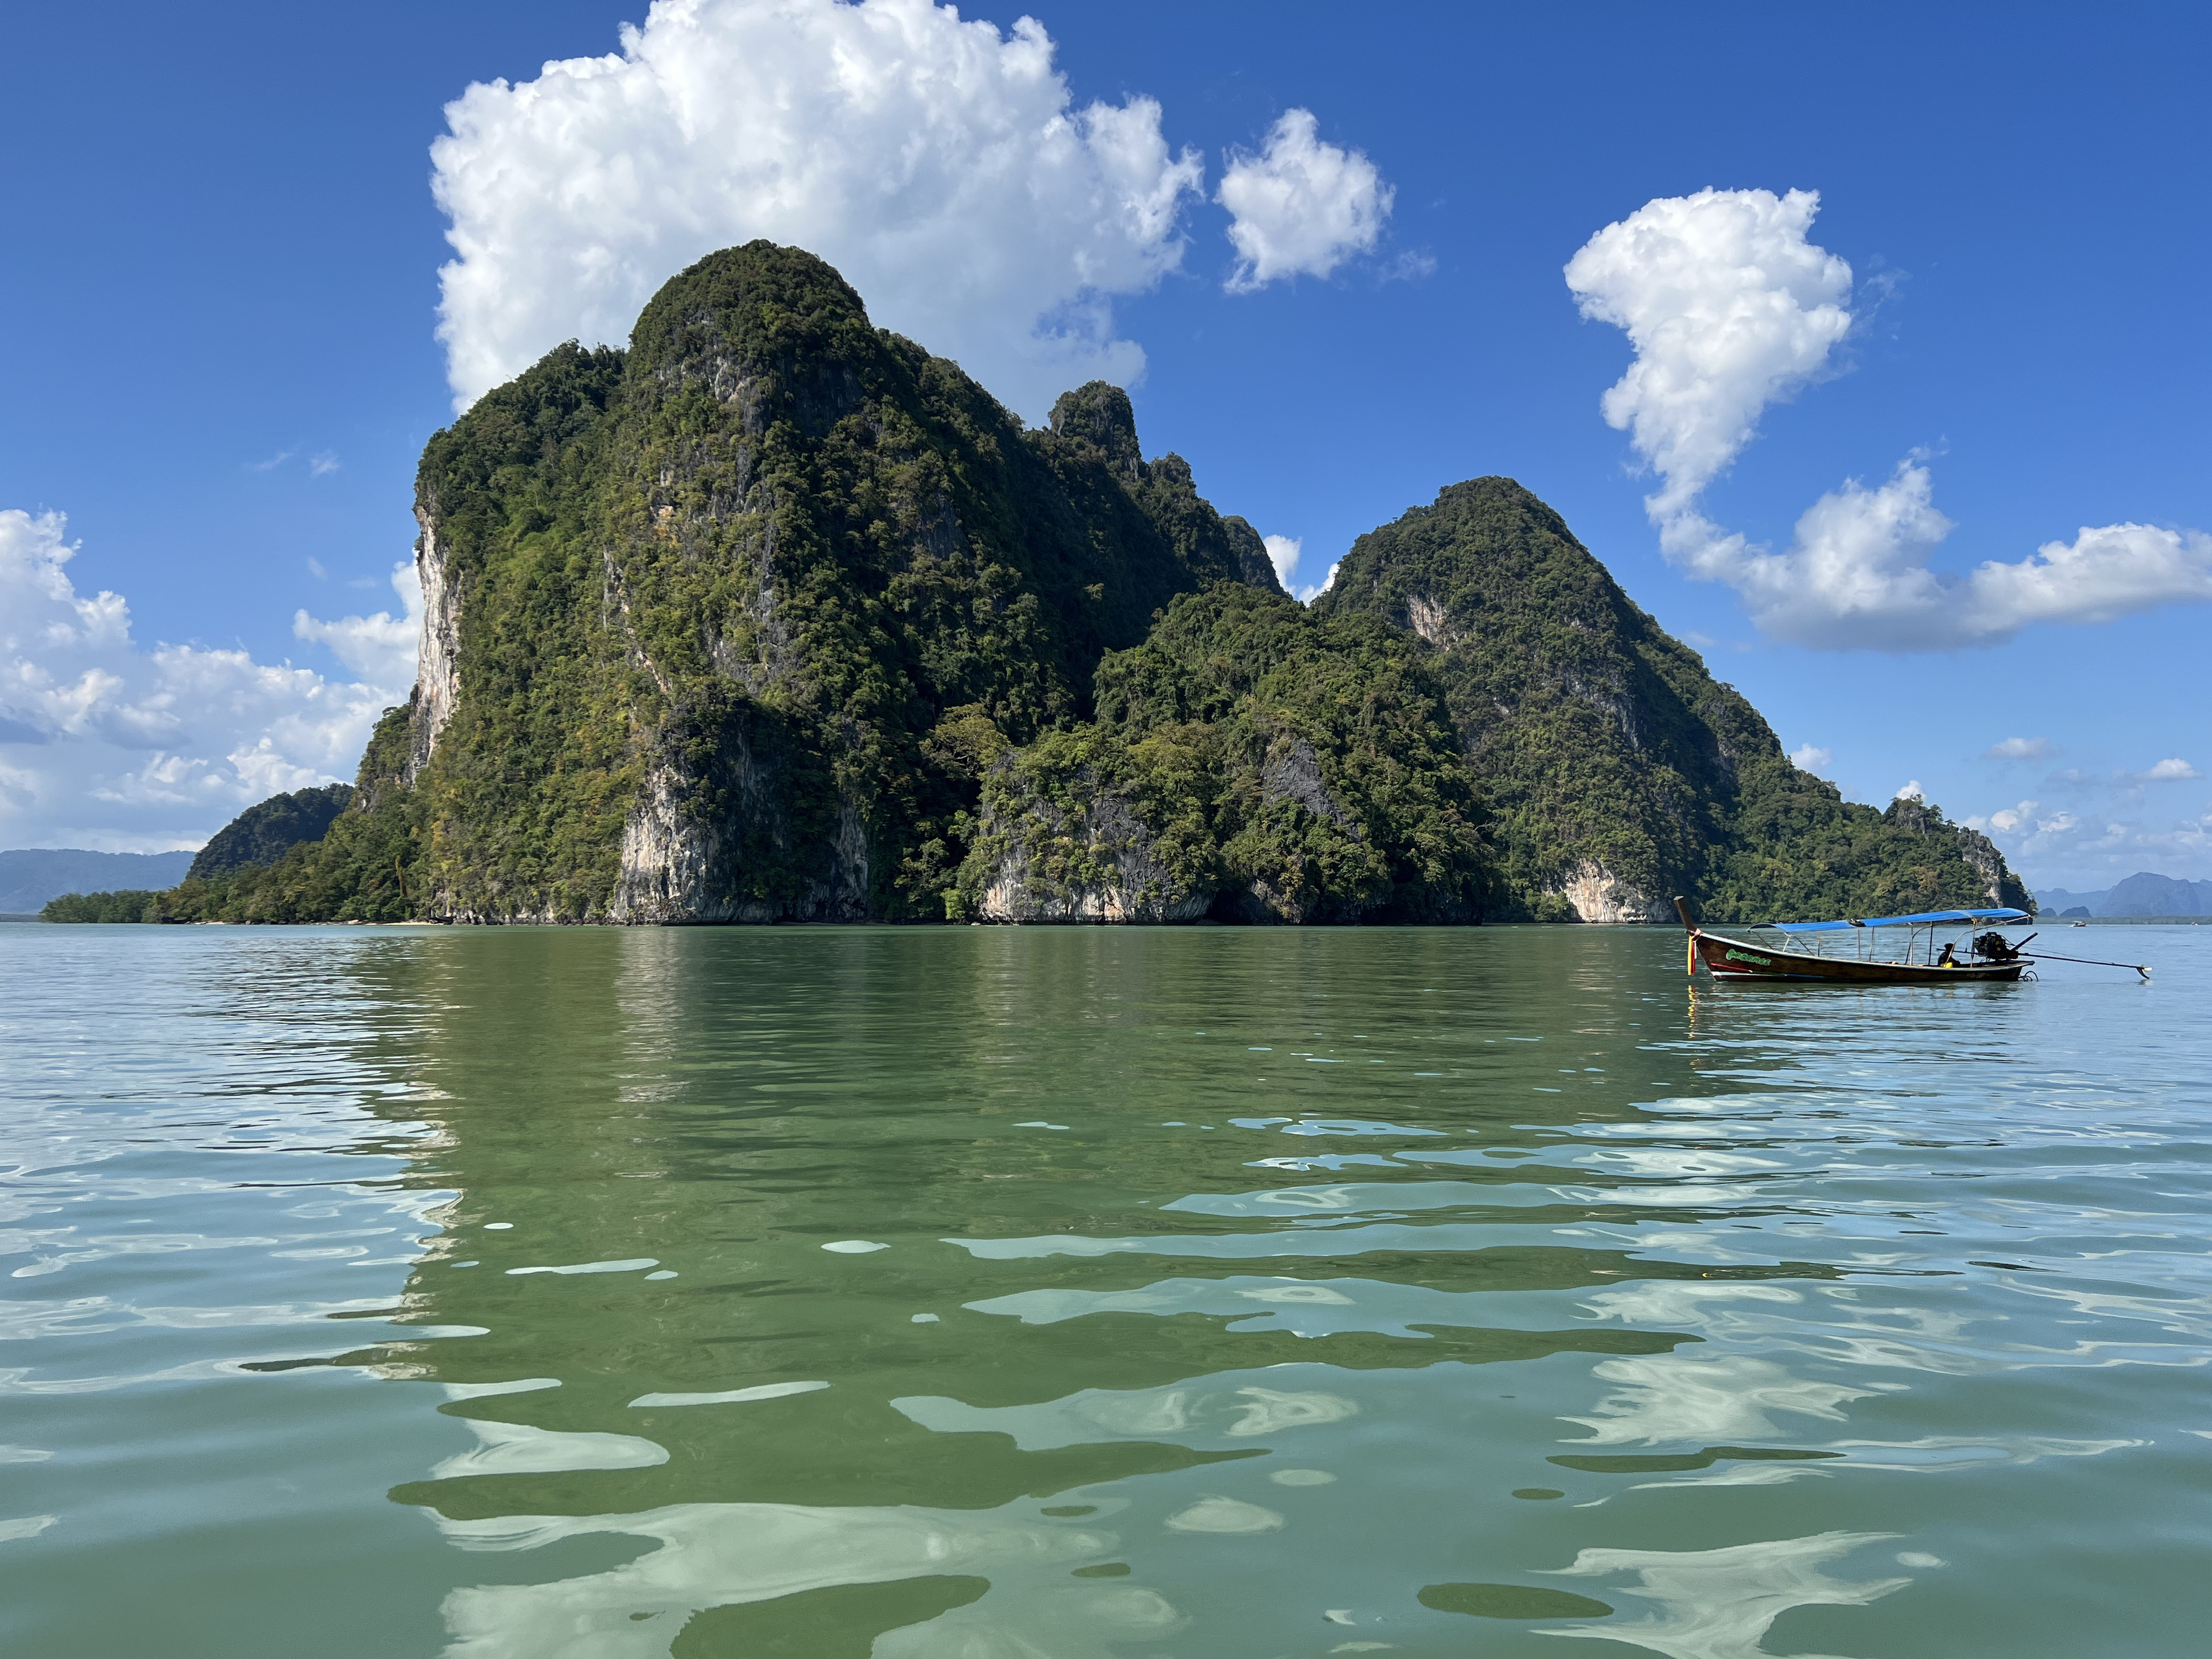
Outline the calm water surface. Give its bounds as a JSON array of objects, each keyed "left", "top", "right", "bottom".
[{"left": 2, "top": 922, "right": 2208, "bottom": 1657}]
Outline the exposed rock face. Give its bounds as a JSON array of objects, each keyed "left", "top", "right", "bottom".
[
  {"left": 608, "top": 733, "right": 870, "bottom": 924},
  {"left": 1259, "top": 737, "right": 1353, "bottom": 828},
  {"left": 975, "top": 781, "right": 1212, "bottom": 924},
  {"left": 408, "top": 507, "right": 462, "bottom": 782},
  {"left": 1551, "top": 861, "right": 1674, "bottom": 925},
  {"left": 1951, "top": 823, "right": 2034, "bottom": 912},
  {"left": 1404, "top": 592, "right": 1458, "bottom": 648}
]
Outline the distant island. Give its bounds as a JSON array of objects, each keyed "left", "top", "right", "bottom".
[
  {"left": 2, "top": 849, "right": 193, "bottom": 915},
  {"left": 2037, "top": 873, "right": 2212, "bottom": 919},
  {"left": 39, "top": 242, "right": 2028, "bottom": 928}
]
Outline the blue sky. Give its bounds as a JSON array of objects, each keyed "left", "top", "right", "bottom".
[{"left": 2, "top": 0, "right": 2205, "bottom": 886}]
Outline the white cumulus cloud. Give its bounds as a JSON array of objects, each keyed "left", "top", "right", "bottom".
[
  {"left": 1893, "top": 780, "right": 1925, "bottom": 802},
  {"left": 1566, "top": 186, "right": 1851, "bottom": 518},
  {"left": 430, "top": 0, "right": 1208, "bottom": 421},
  {"left": 1790, "top": 744, "right": 1834, "bottom": 777},
  {"left": 1217, "top": 108, "right": 1392, "bottom": 292},
  {"left": 1569, "top": 189, "right": 2212, "bottom": 650},
  {"left": 2138, "top": 757, "right": 2201, "bottom": 781},
  {"left": 1681, "top": 461, "right": 2212, "bottom": 649},
  {"left": 1967, "top": 795, "right": 2212, "bottom": 888},
  {"left": 0, "top": 508, "right": 419, "bottom": 851}
]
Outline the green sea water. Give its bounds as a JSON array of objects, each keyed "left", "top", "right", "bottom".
[{"left": 3, "top": 922, "right": 2207, "bottom": 1657}]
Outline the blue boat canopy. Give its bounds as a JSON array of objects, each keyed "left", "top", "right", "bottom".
[{"left": 1752, "top": 907, "right": 2030, "bottom": 934}]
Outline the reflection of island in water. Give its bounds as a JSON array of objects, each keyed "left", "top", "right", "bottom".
[{"left": 314, "top": 927, "right": 1930, "bottom": 1656}]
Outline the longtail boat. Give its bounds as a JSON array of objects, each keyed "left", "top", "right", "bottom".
[{"left": 1672, "top": 896, "right": 2033, "bottom": 984}]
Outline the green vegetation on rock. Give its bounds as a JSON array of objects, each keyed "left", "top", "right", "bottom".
[
  {"left": 154, "top": 705, "right": 424, "bottom": 923},
  {"left": 101, "top": 244, "right": 2021, "bottom": 929},
  {"left": 1312, "top": 478, "right": 2028, "bottom": 921},
  {"left": 394, "top": 243, "right": 1277, "bottom": 924},
  {"left": 186, "top": 784, "right": 354, "bottom": 880},
  {"left": 961, "top": 583, "right": 1496, "bottom": 921}
]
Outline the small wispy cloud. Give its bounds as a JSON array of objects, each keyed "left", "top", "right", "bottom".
[
  {"left": 2137, "top": 757, "right": 2201, "bottom": 781},
  {"left": 306, "top": 557, "right": 328, "bottom": 580},
  {"left": 1379, "top": 249, "right": 1437, "bottom": 284},
  {"left": 309, "top": 451, "right": 341, "bottom": 477},
  {"left": 251, "top": 449, "right": 297, "bottom": 473},
  {"left": 1984, "top": 735, "right": 2054, "bottom": 761}
]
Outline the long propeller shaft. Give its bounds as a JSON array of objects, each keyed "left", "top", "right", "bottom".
[{"left": 2020, "top": 951, "right": 2152, "bottom": 979}]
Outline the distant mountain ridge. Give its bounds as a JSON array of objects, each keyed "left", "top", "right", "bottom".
[
  {"left": 2039, "top": 873, "right": 2212, "bottom": 917},
  {"left": 0, "top": 849, "right": 194, "bottom": 914}
]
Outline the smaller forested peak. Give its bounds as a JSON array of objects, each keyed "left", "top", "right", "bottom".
[
  {"left": 187, "top": 784, "right": 354, "bottom": 881},
  {"left": 1220, "top": 515, "right": 1288, "bottom": 596},
  {"left": 1048, "top": 381, "right": 1142, "bottom": 470},
  {"left": 1316, "top": 473, "right": 1626, "bottom": 629}
]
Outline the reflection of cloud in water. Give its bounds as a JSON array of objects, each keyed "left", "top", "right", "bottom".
[
  {"left": 1580, "top": 1282, "right": 1806, "bottom": 1328},
  {"left": 1563, "top": 1356, "right": 1876, "bottom": 1447},
  {"left": 431, "top": 1417, "right": 667, "bottom": 1479},
  {"left": 1225, "top": 1116, "right": 1446, "bottom": 1138},
  {"left": 1540, "top": 1530, "right": 1908, "bottom": 1659},
  {"left": 1165, "top": 1180, "right": 1493, "bottom": 1218},
  {"left": 946, "top": 1216, "right": 1556, "bottom": 1261},
  {"left": 1579, "top": 1276, "right": 2207, "bottom": 1379},
  {"left": 628, "top": 1381, "right": 828, "bottom": 1408},
  {"left": 1548, "top": 1183, "right": 1762, "bottom": 1208},
  {"left": 965, "top": 1271, "right": 1575, "bottom": 1340},
  {"left": 894, "top": 1378, "right": 1356, "bottom": 1449},
  {"left": 1248, "top": 1153, "right": 1401, "bottom": 1173},
  {"left": 1164, "top": 1496, "right": 1282, "bottom": 1533},
  {"left": 1572, "top": 1148, "right": 1790, "bottom": 1180},
  {"left": 436, "top": 1500, "right": 1160, "bottom": 1659},
  {"left": 1830, "top": 1434, "right": 2142, "bottom": 1470}
]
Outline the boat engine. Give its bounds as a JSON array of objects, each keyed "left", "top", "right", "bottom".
[{"left": 1974, "top": 931, "right": 2023, "bottom": 962}]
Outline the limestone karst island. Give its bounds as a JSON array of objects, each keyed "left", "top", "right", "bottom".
[{"left": 135, "top": 244, "right": 2025, "bottom": 930}]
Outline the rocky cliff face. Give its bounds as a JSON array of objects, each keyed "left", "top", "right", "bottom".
[{"left": 406, "top": 509, "right": 462, "bottom": 782}]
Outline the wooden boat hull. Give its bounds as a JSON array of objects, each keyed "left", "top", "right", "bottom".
[{"left": 1693, "top": 931, "right": 2025, "bottom": 984}]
